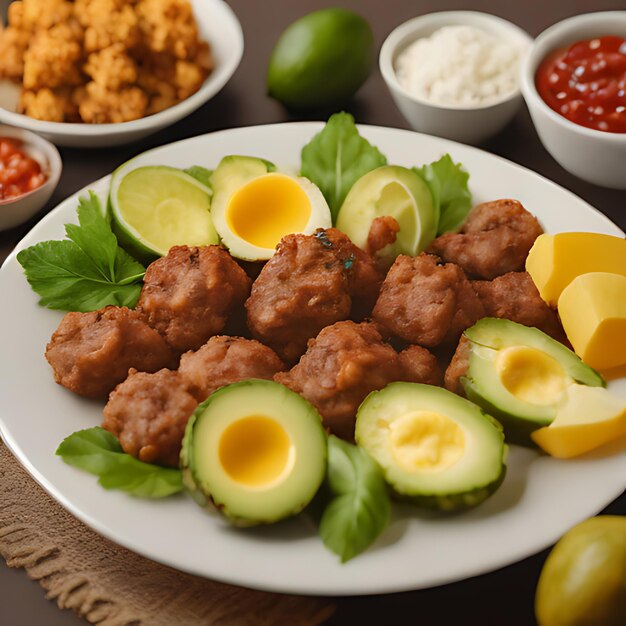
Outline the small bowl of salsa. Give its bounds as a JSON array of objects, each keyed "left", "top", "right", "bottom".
[
  {"left": 520, "top": 12, "right": 626, "bottom": 189},
  {"left": 0, "top": 125, "right": 61, "bottom": 231}
]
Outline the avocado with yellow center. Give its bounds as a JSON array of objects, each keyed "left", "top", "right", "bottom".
[
  {"left": 355, "top": 383, "right": 506, "bottom": 511},
  {"left": 180, "top": 379, "right": 327, "bottom": 525},
  {"left": 461, "top": 318, "right": 605, "bottom": 446},
  {"left": 211, "top": 155, "right": 332, "bottom": 261}
]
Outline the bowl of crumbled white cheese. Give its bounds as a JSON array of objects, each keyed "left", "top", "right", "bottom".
[{"left": 380, "top": 11, "right": 532, "bottom": 144}]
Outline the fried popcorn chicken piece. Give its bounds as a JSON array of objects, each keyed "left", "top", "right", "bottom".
[
  {"left": 178, "top": 336, "right": 285, "bottom": 402},
  {"left": 45, "top": 307, "right": 177, "bottom": 399},
  {"left": 137, "top": 0, "right": 199, "bottom": 60},
  {"left": 76, "top": 81, "right": 148, "bottom": 123},
  {"left": 137, "top": 246, "right": 252, "bottom": 353},
  {"left": 175, "top": 59, "right": 205, "bottom": 100},
  {"left": 103, "top": 369, "right": 198, "bottom": 467},
  {"left": 23, "top": 23, "right": 83, "bottom": 90},
  {"left": 444, "top": 336, "right": 471, "bottom": 395},
  {"left": 84, "top": 44, "right": 138, "bottom": 91},
  {"left": 372, "top": 253, "right": 485, "bottom": 348},
  {"left": 398, "top": 344, "right": 443, "bottom": 387},
  {"left": 472, "top": 272, "right": 567, "bottom": 342},
  {"left": 19, "top": 88, "right": 78, "bottom": 122},
  {"left": 246, "top": 229, "right": 383, "bottom": 363},
  {"left": 0, "top": 26, "right": 30, "bottom": 79},
  {"left": 428, "top": 199, "right": 544, "bottom": 280},
  {"left": 275, "top": 321, "right": 405, "bottom": 441},
  {"left": 367, "top": 215, "right": 400, "bottom": 258},
  {"left": 75, "top": 0, "right": 140, "bottom": 52},
  {"left": 21, "top": 0, "right": 73, "bottom": 30}
]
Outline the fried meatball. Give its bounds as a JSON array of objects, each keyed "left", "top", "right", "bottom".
[
  {"left": 246, "top": 229, "right": 382, "bottom": 363},
  {"left": 428, "top": 199, "right": 543, "bottom": 279},
  {"left": 398, "top": 344, "right": 443, "bottom": 386},
  {"left": 444, "top": 336, "right": 471, "bottom": 395},
  {"left": 372, "top": 253, "right": 485, "bottom": 348},
  {"left": 137, "top": 245, "right": 251, "bottom": 353},
  {"left": 275, "top": 321, "right": 403, "bottom": 440},
  {"left": 102, "top": 369, "right": 197, "bottom": 467},
  {"left": 472, "top": 272, "right": 567, "bottom": 342},
  {"left": 45, "top": 306, "right": 176, "bottom": 399},
  {"left": 178, "top": 336, "right": 285, "bottom": 402}
]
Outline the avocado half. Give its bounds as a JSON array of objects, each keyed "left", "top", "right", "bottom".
[
  {"left": 356, "top": 382, "right": 507, "bottom": 512},
  {"left": 460, "top": 318, "right": 605, "bottom": 446},
  {"left": 180, "top": 379, "right": 327, "bottom": 526}
]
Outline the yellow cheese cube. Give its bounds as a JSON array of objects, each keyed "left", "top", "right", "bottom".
[
  {"left": 526, "top": 233, "right": 626, "bottom": 306},
  {"left": 531, "top": 385, "right": 626, "bottom": 459},
  {"left": 558, "top": 272, "right": 626, "bottom": 371}
]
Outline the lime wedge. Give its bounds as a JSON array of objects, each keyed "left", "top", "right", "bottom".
[
  {"left": 336, "top": 165, "right": 438, "bottom": 263},
  {"left": 109, "top": 165, "right": 219, "bottom": 260}
]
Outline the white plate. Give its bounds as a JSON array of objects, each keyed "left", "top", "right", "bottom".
[
  {"left": 0, "top": 0, "right": 243, "bottom": 148},
  {"left": 0, "top": 123, "right": 624, "bottom": 596}
]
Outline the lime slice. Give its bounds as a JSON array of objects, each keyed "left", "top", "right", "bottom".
[
  {"left": 109, "top": 165, "right": 219, "bottom": 260},
  {"left": 336, "top": 165, "right": 438, "bottom": 263}
]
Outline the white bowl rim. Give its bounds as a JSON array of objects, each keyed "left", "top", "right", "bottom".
[
  {"left": 0, "top": 0, "right": 243, "bottom": 138},
  {"left": 0, "top": 125, "right": 61, "bottom": 207},
  {"left": 520, "top": 10, "right": 626, "bottom": 143},
  {"left": 380, "top": 10, "right": 533, "bottom": 112}
]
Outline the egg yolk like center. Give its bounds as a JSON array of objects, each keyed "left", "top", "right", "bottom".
[
  {"left": 497, "top": 346, "right": 568, "bottom": 406},
  {"left": 218, "top": 415, "right": 294, "bottom": 488},
  {"left": 226, "top": 173, "right": 311, "bottom": 249},
  {"left": 389, "top": 411, "right": 465, "bottom": 473}
]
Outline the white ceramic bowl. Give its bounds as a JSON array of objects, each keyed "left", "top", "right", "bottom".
[
  {"left": 380, "top": 11, "right": 532, "bottom": 145},
  {"left": 0, "top": 125, "right": 62, "bottom": 231},
  {"left": 520, "top": 12, "right": 626, "bottom": 189},
  {"left": 0, "top": 0, "right": 243, "bottom": 148}
]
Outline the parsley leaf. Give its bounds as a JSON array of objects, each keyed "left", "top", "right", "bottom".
[
  {"left": 414, "top": 154, "right": 472, "bottom": 234},
  {"left": 318, "top": 436, "right": 391, "bottom": 562},
  {"left": 301, "top": 112, "right": 387, "bottom": 221},
  {"left": 56, "top": 427, "right": 183, "bottom": 498},
  {"left": 17, "top": 192, "right": 145, "bottom": 312}
]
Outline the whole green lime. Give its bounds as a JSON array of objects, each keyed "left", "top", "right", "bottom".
[
  {"left": 535, "top": 516, "right": 626, "bottom": 626},
  {"left": 267, "top": 8, "right": 374, "bottom": 111}
]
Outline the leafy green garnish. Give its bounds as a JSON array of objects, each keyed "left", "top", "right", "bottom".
[
  {"left": 301, "top": 112, "right": 387, "bottom": 221},
  {"left": 184, "top": 166, "right": 214, "bottom": 191},
  {"left": 17, "top": 192, "right": 145, "bottom": 312},
  {"left": 56, "top": 427, "right": 183, "bottom": 498},
  {"left": 414, "top": 154, "right": 472, "bottom": 235},
  {"left": 318, "top": 435, "right": 391, "bottom": 562}
]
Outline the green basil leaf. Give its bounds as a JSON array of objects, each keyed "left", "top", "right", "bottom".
[
  {"left": 17, "top": 191, "right": 145, "bottom": 312},
  {"left": 56, "top": 428, "right": 183, "bottom": 498},
  {"left": 300, "top": 112, "right": 387, "bottom": 221},
  {"left": 184, "top": 166, "right": 214, "bottom": 191},
  {"left": 319, "top": 435, "right": 391, "bottom": 562},
  {"left": 414, "top": 154, "right": 472, "bottom": 235}
]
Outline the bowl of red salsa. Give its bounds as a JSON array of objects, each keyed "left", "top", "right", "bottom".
[
  {"left": 0, "top": 125, "right": 61, "bottom": 231},
  {"left": 520, "top": 12, "right": 626, "bottom": 189}
]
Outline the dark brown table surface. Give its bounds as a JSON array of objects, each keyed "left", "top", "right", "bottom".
[{"left": 2, "top": 1, "right": 625, "bottom": 624}]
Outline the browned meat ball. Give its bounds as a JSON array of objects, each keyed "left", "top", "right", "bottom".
[
  {"left": 444, "top": 336, "right": 471, "bottom": 395},
  {"left": 103, "top": 369, "right": 197, "bottom": 467},
  {"left": 472, "top": 272, "right": 567, "bottom": 342},
  {"left": 372, "top": 253, "right": 485, "bottom": 348},
  {"left": 137, "top": 245, "right": 251, "bottom": 352},
  {"left": 45, "top": 306, "right": 176, "bottom": 399},
  {"left": 178, "top": 336, "right": 285, "bottom": 402},
  {"left": 398, "top": 344, "right": 443, "bottom": 386},
  {"left": 428, "top": 199, "right": 543, "bottom": 279},
  {"left": 246, "top": 228, "right": 382, "bottom": 363},
  {"left": 275, "top": 321, "right": 404, "bottom": 441}
]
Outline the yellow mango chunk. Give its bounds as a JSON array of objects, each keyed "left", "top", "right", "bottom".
[
  {"left": 526, "top": 233, "right": 626, "bottom": 306},
  {"left": 558, "top": 272, "right": 626, "bottom": 371},
  {"left": 532, "top": 385, "right": 626, "bottom": 458}
]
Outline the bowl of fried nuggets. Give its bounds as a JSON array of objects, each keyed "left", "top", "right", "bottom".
[
  {"left": 44, "top": 198, "right": 566, "bottom": 467},
  {"left": 0, "top": 0, "right": 243, "bottom": 147}
]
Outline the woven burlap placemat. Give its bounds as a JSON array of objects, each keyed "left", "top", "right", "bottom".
[{"left": 0, "top": 441, "right": 335, "bottom": 625}]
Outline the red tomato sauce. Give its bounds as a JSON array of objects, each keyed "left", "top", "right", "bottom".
[
  {"left": 0, "top": 137, "right": 47, "bottom": 201},
  {"left": 536, "top": 35, "right": 626, "bottom": 133}
]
